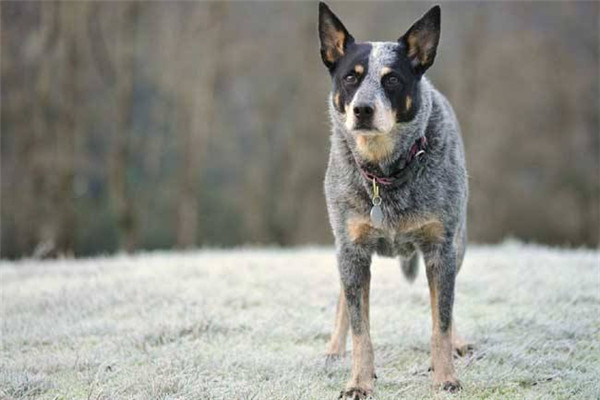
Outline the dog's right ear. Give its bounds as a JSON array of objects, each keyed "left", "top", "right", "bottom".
[
  {"left": 318, "top": 2, "right": 354, "bottom": 71},
  {"left": 399, "top": 6, "right": 441, "bottom": 76}
]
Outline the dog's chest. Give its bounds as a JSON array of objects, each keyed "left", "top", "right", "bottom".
[{"left": 346, "top": 201, "right": 443, "bottom": 252}]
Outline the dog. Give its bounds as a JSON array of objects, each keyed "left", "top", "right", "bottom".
[{"left": 318, "top": 3, "right": 471, "bottom": 398}]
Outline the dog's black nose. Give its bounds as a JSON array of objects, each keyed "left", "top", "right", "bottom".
[{"left": 353, "top": 105, "right": 374, "bottom": 119}]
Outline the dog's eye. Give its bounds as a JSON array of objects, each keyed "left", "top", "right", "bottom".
[
  {"left": 384, "top": 75, "right": 400, "bottom": 87},
  {"left": 344, "top": 74, "right": 358, "bottom": 85}
]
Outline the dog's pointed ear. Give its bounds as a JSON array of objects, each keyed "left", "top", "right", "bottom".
[
  {"left": 399, "top": 5, "right": 441, "bottom": 75},
  {"left": 318, "top": 2, "right": 354, "bottom": 70}
]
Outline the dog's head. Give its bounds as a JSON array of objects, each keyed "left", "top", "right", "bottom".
[{"left": 319, "top": 2, "right": 440, "bottom": 137}]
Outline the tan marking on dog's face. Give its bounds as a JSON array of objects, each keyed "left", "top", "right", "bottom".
[
  {"left": 405, "top": 95, "right": 412, "bottom": 111},
  {"left": 343, "top": 101, "right": 352, "bottom": 118},
  {"left": 380, "top": 66, "right": 392, "bottom": 77},
  {"left": 355, "top": 134, "right": 395, "bottom": 162},
  {"left": 354, "top": 64, "right": 364, "bottom": 75},
  {"left": 347, "top": 216, "right": 373, "bottom": 243},
  {"left": 334, "top": 92, "right": 341, "bottom": 109}
]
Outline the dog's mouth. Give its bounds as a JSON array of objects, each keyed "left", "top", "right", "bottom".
[
  {"left": 352, "top": 127, "right": 386, "bottom": 136},
  {"left": 353, "top": 121, "right": 377, "bottom": 131}
]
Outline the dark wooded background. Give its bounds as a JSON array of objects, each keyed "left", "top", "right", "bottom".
[{"left": 1, "top": 1, "right": 598, "bottom": 258}]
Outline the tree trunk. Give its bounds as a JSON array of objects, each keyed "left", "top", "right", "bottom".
[{"left": 110, "top": 4, "right": 139, "bottom": 253}]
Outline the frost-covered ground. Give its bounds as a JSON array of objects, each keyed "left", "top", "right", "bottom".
[{"left": 1, "top": 243, "right": 599, "bottom": 399}]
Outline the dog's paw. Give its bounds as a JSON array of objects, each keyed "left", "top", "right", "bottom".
[
  {"left": 452, "top": 331, "right": 475, "bottom": 357},
  {"left": 453, "top": 341, "right": 475, "bottom": 357},
  {"left": 325, "top": 353, "right": 343, "bottom": 367},
  {"left": 338, "top": 387, "right": 373, "bottom": 400},
  {"left": 439, "top": 380, "right": 462, "bottom": 393}
]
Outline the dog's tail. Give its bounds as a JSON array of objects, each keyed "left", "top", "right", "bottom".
[{"left": 400, "top": 252, "right": 420, "bottom": 283}]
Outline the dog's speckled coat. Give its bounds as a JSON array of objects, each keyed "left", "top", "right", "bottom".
[{"left": 319, "top": 3, "right": 469, "bottom": 398}]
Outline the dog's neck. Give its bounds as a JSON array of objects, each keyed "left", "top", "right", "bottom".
[{"left": 330, "top": 78, "right": 433, "bottom": 176}]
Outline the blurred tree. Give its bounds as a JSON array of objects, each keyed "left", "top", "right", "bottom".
[
  {"left": 172, "top": 3, "right": 226, "bottom": 248},
  {"left": 3, "top": 2, "right": 85, "bottom": 258},
  {"left": 110, "top": 3, "right": 140, "bottom": 253}
]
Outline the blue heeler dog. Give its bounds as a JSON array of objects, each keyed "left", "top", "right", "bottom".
[{"left": 318, "top": 3, "right": 471, "bottom": 398}]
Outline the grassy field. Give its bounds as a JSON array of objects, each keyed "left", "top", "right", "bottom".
[{"left": 1, "top": 242, "right": 599, "bottom": 399}]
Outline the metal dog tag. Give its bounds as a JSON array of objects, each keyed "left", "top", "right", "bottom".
[
  {"left": 370, "top": 178, "right": 384, "bottom": 228},
  {"left": 370, "top": 204, "right": 384, "bottom": 228}
]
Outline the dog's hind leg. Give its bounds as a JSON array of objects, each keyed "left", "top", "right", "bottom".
[
  {"left": 452, "top": 220, "right": 473, "bottom": 356},
  {"left": 326, "top": 287, "right": 349, "bottom": 361},
  {"left": 338, "top": 246, "right": 375, "bottom": 399},
  {"left": 424, "top": 240, "right": 461, "bottom": 392}
]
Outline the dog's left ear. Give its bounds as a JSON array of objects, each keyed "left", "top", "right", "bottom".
[
  {"left": 399, "top": 6, "right": 441, "bottom": 75},
  {"left": 318, "top": 2, "right": 355, "bottom": 71}
]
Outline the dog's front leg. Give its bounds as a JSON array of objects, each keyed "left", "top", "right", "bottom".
[
  {"left": 337, "top": 245, "right": 374, "bottom": 399},
  {"left": 424, "top": 241, "right": 461, "bottom": 392}
]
